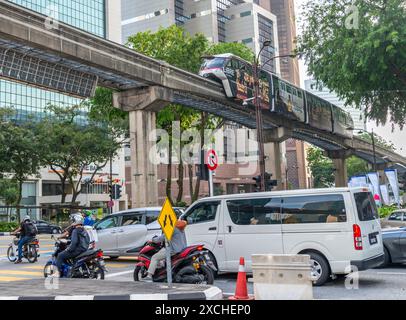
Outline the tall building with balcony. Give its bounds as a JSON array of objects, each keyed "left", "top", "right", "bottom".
[{"left": 0, "top": 1, "right": 126, "bottom": 220}]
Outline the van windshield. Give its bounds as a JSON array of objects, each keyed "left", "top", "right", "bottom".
[{"left": 354, "top": 192, "right": 379, "bottom": 221}]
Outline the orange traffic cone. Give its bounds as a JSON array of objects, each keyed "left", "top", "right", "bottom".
[{"left": 229, "top": 257, "right": 254, "bottom": 300}]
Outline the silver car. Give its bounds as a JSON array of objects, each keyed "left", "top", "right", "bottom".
[
  {"left": 93, "top": 207, "right": 184, "bottom": 259},
  {"left": 380, "top": 210, "right": 406, "bottom": 229}
]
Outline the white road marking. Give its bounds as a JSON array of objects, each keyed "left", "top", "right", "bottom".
[
  {"left": 377, "top": 272, "right": 406, "bottom": 275},
  {"left": 105, "top": 270, "right": 134, "bottom": 278}
]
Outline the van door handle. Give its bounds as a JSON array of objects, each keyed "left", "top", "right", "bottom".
[
  {"left": 227, "top": 225, "right": 232, "bottom": 233},
  {"left": 209, "top": 227, "right": 217, "bottom": 231}
]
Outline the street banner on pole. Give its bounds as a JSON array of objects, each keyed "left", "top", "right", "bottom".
[
  {"left": 380, "top": 184, "right": 390, "bottom": 205},
  {"left": 157, "top": 198, "right": 178, "bottom": 286},
  {"left": 385, "top": 169, "right": 401, "bottom": 206},
  {"left": 367, "top": 172, "right": 381, "bottom": 201},
  {"left": 348, "top": 175, "right": 368, "bottom": 188}
]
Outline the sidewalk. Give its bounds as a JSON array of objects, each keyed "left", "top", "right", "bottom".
[{"left": 0, "top": 279, "right": 223, "bottom": 300}]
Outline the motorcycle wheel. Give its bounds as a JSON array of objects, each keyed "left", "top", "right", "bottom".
[
  {"left": 133, "top": 265, "right": 148, "bottom": 281},
  {"left": 89, "top": 262, "right": 105, "bottom": 280},
  {"left": 26, "top": 245, "right": 38, "bottom": 263},
  {"left": 44, "top": 262, "right": 58, "bottom": 277},
  {"left": 198, "top": 265, "right": 214, "bottom": 285},
  {"left": 7, "top": 246, "right": 16, "bottom": 262}
]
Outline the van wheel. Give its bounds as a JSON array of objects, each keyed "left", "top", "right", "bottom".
[{"left": 308, "top": 252, "right": 330, "bottom": 286}]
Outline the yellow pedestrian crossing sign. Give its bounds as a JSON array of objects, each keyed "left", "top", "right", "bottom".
[{"left": 158, "top": 198, "right": 177, "bottom": 241}]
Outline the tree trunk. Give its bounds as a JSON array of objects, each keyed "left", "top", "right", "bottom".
[
  {"left": 60, "top": 176, "right": 67, "bottom": 204},
  {"left": 176, "top": 160, "right": 184, "bottom": 204},
  {"left": 192, "top": 112, "right": 207, "bottom": 202},
  {"left": 16, "top": 179, "right": 23, "bottom": 223},
  {"left": 188, "top": 164, "right": 194, "bottom": 204},
  {"left": 166, "top": 133, "right": 173, "bottom": 202}
]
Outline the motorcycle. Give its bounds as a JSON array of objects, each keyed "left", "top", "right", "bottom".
[
  {"left": 133, "top": 241, "right": 216, "bottom": 284},
  {"left": 7, "top": 233, "right": 39, "bottom": 263},
  {"left": 43, "top": 235, "right": 107, "bottom": 279}
]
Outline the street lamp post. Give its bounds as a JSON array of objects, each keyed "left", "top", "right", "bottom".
[
  {"left": 351, "top": 127, "right": 377, "bottom": 171},
  {"left": 252, "top": 41, "right": 298, "bottom": 192}
]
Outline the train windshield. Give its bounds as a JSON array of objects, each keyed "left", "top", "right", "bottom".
[{"left": 201, "top": 57, "right": 226, "bottom": 70}]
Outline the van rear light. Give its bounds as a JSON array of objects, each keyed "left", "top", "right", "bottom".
[{"left": 353, "top": 224, "right": 363, "bottom": 250}]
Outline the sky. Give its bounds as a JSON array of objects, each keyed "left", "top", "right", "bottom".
[{"left": 293, "top": 0, "right": 406, "bottom": 156}]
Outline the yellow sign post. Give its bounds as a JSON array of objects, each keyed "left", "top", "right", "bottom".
[
  {"left": 157, "top": 198, "right": 178, "bottom": 285},
  {"left": 157, "top": 198, "right": 178, "bottom": 241}
]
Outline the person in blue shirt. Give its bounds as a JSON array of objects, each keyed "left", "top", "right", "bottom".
[{"left": 83, "top": 210, "right": 95, "bottom": 226}]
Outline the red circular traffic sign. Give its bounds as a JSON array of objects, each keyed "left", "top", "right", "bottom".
[{"left": 206, "top": 149, "right": 218, "bottom": 171}]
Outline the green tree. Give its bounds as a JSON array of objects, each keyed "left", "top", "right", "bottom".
[
  {"left": 357, "top": 132, "right": 396, "bottom": 151},
  {"left": 307, "top": 147, "right": 335, "bottom": 188},
  {"left": 126, "top": 25, "right": 255, "bottom": 203},
  {"left": 0, "top": 179, "right": 19, "bottom": 221},
  {"left": 35, "top": 104, "right": 125, "bottom": 205},
  {"left": 297, "top": 0, "right": 406, "bottom": 127},
  {"left": 346, "top": 156, "right": 369, "bottom": 177},
  {"left": 0, "top": 109, "right": 42, "bottom": 219}
]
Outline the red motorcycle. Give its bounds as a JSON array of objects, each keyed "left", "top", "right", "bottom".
[{"left": 133, "top": 241, "right": 216, "bottom": 284}]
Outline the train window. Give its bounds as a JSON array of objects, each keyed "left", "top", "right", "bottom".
[
  {"left": 203, "top": 58, "right": 226, "bottom": 69},
  {"left": 231, "top": 59, "right": 240, "bottom": 69},
  {"left": 286, "top": 85, "right": 292, "bottom": 94},
  {"left": 292, "top": 88, "right": 297, "bottom": 96},
  {"left": 297, "top": 91, "right": 303, "bottom": 98}
]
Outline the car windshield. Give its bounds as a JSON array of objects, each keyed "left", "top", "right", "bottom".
[{"left": 354, "top": 192, "right": 379, "bottom": 221}]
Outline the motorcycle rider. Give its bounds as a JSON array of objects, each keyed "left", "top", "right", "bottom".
[
  {"left": 11, "top": 215, "right": 38, "bottom": 264},
  {"left": 145, "top": 219, "right": 187, "bottom": 280},
  {"left": 83, "top": 210, "right": 95, "bottom": 226},
  {"left": 55, "top": 213, "right": 90, "bottom": 277}
]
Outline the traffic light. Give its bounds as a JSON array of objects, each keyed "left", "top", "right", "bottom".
[
  {"left": 196, "top": 150, "right": 209, "bottom": 181},
  {"left": 111, "top": 184, "right": 122, "bottom": 200},
  {"left": 108, "top": 184, "right": 113, "bottom": 199},
  {"left": 264, "top": 172, "right": 278, "bottom": 191},
  {"left": 253, "top": 175, "right": 261, "bottom": 192}
]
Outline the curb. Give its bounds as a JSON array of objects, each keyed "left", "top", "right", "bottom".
[{"left": 0, "top": 286, "right": 223, "bottom": 300}]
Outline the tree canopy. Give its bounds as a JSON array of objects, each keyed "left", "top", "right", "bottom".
[{"left": 297, "top": 0, "right": 406, "bottom": 127}]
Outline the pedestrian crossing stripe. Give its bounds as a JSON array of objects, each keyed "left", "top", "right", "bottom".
[
  {"left": 0, "top": 270, "right": 43, "bottom": 276},
  {"left": 0, "top": 277, "right": 26, "bottom": 282}
]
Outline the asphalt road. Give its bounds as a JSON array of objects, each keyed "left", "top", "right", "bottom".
[{"left": 1, "top": 235, "right": 406, "bottom": 299}]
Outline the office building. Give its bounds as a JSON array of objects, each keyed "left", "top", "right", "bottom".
[{"left": 0, "top": 1, "right": 126, "bottom": 220}]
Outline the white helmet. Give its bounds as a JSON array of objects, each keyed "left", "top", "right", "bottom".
[
  {"left": 23, "top": 215, "right": 30, "bottom": 222},
  {"left": 70, "top": 213, "right": 84, "bottom": 226}
]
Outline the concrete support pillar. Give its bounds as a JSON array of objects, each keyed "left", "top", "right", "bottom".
[
  {"left": 332, "top": 158, "right": 348, "bottom": 188},
  {"left": 264, "top": 142, "right": 286, "bottom": 190},
  {"left": 129, "top": 110, "right": 158, "bottom": 207}
]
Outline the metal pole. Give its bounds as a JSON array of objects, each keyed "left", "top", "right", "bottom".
[
  {"left": 371, "top": 128, "right": 377, "bottom": 172},
  {"left": 109, "top": 155, "right": 113, "bottom": 214},
  {"left": 165, "top": 239, "right": 172, "bottom": 287},
  {"left": 208, "top": 169, "right": 214, "bottom": 197},
  {"left": 254, "top": 59, "right": 266, "bottom": 192}
]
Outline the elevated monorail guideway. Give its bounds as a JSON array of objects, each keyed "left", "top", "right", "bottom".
[{"left": 0, "top": 0, "right": 405, "bottom": 168}]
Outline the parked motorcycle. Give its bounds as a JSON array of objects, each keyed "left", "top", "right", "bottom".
[
  {"left": 133, "top": 241, "right": 216, "bottom": 284},
  {"left": 7, "top": 233, "right": 39, "bottom": 263},
  {"left": 43, "top": 235, "right": 106, "bottom": 279}
]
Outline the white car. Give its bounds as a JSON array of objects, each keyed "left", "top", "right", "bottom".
[
  {"left": 93, "top": 207, "right": 184, "bottom": 259},
  {"left": 181, "top": 187, "right": 384, "bottom": 286}
]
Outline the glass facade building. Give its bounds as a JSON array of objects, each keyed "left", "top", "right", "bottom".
[
  {"left": 1, "top": 0, "right": 106, "bottom": 123},
  {"left": 0, "top": 1, "right": 107, "bottom": 219}
]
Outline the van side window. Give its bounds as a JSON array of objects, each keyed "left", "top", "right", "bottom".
[
  {"left": 354, "top": 192, "right": 379, "bottom": 221},
  {"left": 226, "top": 198, "right": 281, "bottom": 225},
  {"left": 388, "top": 212, "right": 403, "bottom": 221},
  {"left": 145, "top": 210, "right": 160, "bottom": 225},
  {"left": 184, "top": 201, "right": 220, "bottom": 225},
  {"left": 121, "top": 213, "right": 143, "bottom": 226},
  {"left": 281, "top": 194, "right": 346, "bottom": 224}
]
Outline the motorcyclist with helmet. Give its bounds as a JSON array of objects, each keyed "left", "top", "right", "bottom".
[
  {"left": 54, "top": 213, "right": 90, "bottom": 276},
  {"left": 83, "top": 210, "right": 95, "bottom": 226},
  {"left": 11, "top": 215, "right": 38, "bottom": 264}
]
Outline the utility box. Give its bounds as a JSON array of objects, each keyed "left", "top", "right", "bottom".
[{"left": 251, "top": 254, "right": 313, "bottom": 300}]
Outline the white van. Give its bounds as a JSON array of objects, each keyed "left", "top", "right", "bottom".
[{"left": 181, "top": 187, "right": 384, "bottom": 286}]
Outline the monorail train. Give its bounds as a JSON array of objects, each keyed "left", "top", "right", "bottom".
[{"left": 199, "top": 53, "right": 354, "bottom": 139}]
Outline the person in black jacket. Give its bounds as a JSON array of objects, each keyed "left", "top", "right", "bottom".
[
  {"left": 55, "top": 214, "right": 90, "bottom": 276},
  {"left": 11, "top": 215, "right": 37, "bottom": 264}
]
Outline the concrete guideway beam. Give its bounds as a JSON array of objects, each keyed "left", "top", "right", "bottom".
[{"left": 263, "top": 127, "right": 292, "bottom": 143}]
